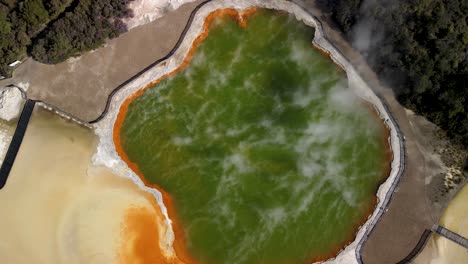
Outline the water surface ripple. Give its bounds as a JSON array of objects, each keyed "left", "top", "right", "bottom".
[{"left": 120, "top": 10, "right": 388, "bottom": 264}]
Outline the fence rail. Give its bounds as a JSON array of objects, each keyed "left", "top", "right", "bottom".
[{"left": 396, "top": 229, "right": 433, "bottom": 264}]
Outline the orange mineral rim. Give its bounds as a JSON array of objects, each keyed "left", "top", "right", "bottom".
[{"left": 113, "top": 7, "right": 392, "bottom": 263}]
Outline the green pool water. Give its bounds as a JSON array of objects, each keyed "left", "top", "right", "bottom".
[{"left": 120, "top": 10, "right": 387, "bottom": 264}]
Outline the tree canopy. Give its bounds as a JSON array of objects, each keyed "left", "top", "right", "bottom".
[
  {"left": 0, "top": 0, "right": 133, "bottom": 76},
  {"left": 320, "top": 0, "right": 468, "bottom": 146}
]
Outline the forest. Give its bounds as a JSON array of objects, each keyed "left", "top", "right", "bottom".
[
  {"left": 319, "top": 0, "right": 468, "bottom": 146},
  {"left": 1, "top": 0, "right": 466, "bottom": 147},
  {"left": 0, "top": 0, "right": 132, "bottom": 76}
]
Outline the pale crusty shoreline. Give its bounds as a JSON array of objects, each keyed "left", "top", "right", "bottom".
[
  {"left": 0, "top": 109, "right": 169, "bottom": 263},
  {"left": 93, "top": 0, "right": 404, "bottom": 263}
]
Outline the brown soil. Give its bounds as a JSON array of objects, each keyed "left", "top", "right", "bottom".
[
  {"left": 293, "top": 1, "right": 455, "bottom": 263},
  {"left": 0, "top": 0, "right": 205, "bottom": 122}
]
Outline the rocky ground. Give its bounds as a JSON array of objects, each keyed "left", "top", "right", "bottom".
[
  {"left": 406, "top": 109, "right": 467, "bottom": 216},
  {"left": 0, "top": 0, "right": 204, "bottom": 122}
]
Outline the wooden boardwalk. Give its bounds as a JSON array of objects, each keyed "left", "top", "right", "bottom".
[
  {"left": 396, "top": 225, "right": 468, "bottom": 263},
  {"left": 0, "top": 99, "right": 35, "bottom": 189},
  {"left": 433, "top": 225, "right": 468, "bottom": 249}
]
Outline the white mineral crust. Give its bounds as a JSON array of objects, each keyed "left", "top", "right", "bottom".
[
  {"left": 125, "top": 0, "right": 198, "bottom": 30},
  {"left": 0, "top": 85, "right": 27, "bottom": 122},
  {"left": 94, "top": 1, "right": 404, "bottom": 263}
]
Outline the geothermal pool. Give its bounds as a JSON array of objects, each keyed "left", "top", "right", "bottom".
[
  {"left": 0, "top": 119, "right": 16, "bottom": 164},
  {"left": 117, "top": 10, "right": 389, "bottom": 263}
]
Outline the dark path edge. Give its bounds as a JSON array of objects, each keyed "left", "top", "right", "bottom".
[
  {"left": 89, "top": 0, "right": 214, "bottom": 124},
  {"left": 0, "top": 99, "right": 35, "bottom": 189},
  {"left": 396, "top": 224, "right": 468, "bottom": 264},
  {"left": 434, "top": 225, "right": 468, "bottom": 248},
  {"left": 396, "top": 229, "right": 433, "bottom": 264}
]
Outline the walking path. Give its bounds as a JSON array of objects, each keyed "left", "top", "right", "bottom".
[
  {"left": 0, "top": 0, "right": 204, "bottom": 122},
  {"left": 90, "top": 0, "right": 210, "bottom": 123},
  {"left": 0, "top": 99, "right": 35, "bottom": 189}
]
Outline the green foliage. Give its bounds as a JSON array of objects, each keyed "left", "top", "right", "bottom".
[
  {"left": 0, "top": 4, "right": 11, "bottom": 35},
  {"left": 20, "top": 0, "right": 49, "bottom": 33},
  {"left": 0, "top": 0, "right": 132, "bottom": 77},
  {"left": 30, "top": 0, "right": 130, "bottom": 64},
  {"left": 321, "top": 0, "right": 468, "bottom": 146}
]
